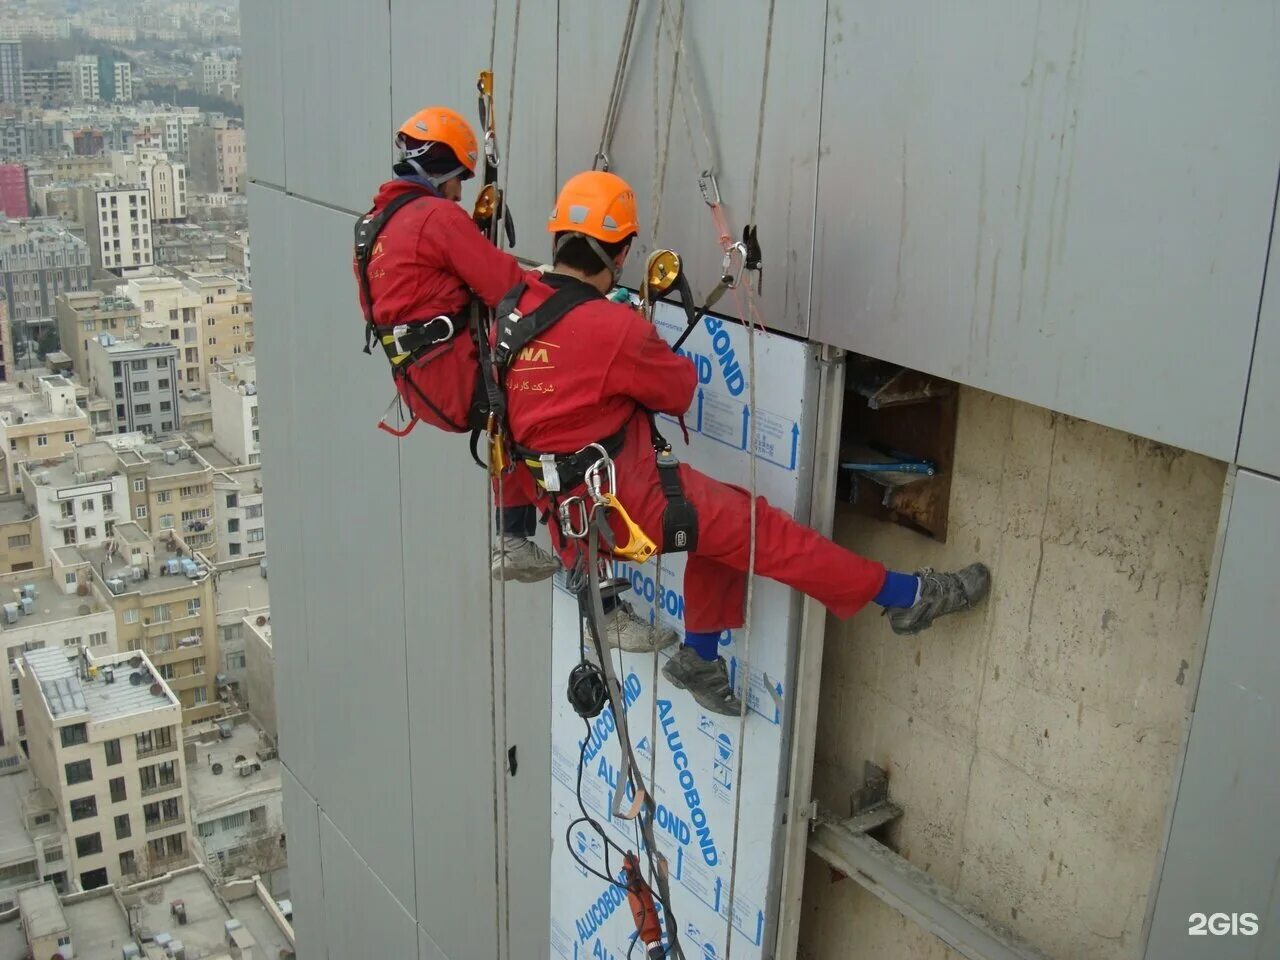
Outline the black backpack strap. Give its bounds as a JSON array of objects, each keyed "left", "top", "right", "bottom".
[
  {"left": 648, "top": 415, "right": 698, "bottom": 553},
  {"left": 354, "top": 189, "right": 433, "bottom": 353},
  {"left": 492, "top": 277, "right": 602, "bottom": 367}
]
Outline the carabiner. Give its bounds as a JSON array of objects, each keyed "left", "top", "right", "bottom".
[
  {"left": 585, "top": 453, "right": 617, "bottom": 506},
  {"left": 720, "top": 240, "right": 748, "bottom": 290},
  {"left": 484, "top": 129, "right": 500, "bottom": 167},
  {"left": 558, "top": 497, "right": 590, "bottom": 540},
  {"left": 698, "top": 169, "right": 721, "bottom": 207}
]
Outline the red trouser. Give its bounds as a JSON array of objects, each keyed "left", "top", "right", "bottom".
[{"left": 537, "top": 416, "right": 888, "bottom": 633}]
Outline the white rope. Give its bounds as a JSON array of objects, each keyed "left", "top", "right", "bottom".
[
  {"left": 649, "top": 0, "right": 684, "bottom": 246},
  {"left": 596, "top": 0, "right": 642, "bottom": 170}
]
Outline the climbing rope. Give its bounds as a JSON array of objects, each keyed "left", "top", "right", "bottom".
[{"left": 596, "top": 0, "right": 643, "bottom": 171}]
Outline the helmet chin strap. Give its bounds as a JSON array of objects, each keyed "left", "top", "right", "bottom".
[{"left": 396, "top": 138, "right": 465, "bottom": 188}]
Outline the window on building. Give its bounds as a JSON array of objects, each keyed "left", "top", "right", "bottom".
[
  {"left": 142, "top": 801, "right": 160, "bottom": 827},
  {"left": 245, "top": 504, "right": 263, "bottom": 519},
  {"left": 74, "top": 833, "right": 102, "bottom": 858},
  {"left": 246, "top": 528, "right": 265, "bottom": 543},
  {"left": 103, "top": 738, "right": 121, "bottom": 765},
  {"left": 60, "top": 723, "right": 88, "bottom": 748},
  {"left": 130, "top": 359, "right": 148, "bottom": 371},
  {"left": 170, "top": 329, "right": 179, "bottom": 341},
  {"left": 65, "top": 760, "right": 92, "bottom": 785},
  {"left": 197, "top": 820, "right": 215, "bottom": 839},
  {"left": 193, "top": 687, "right": 208, "bottom": 705},
  {"left": 119, "top": 850, "right": 136, "bottom": 875},
  {"left": 83, "top": 526, "right": 97, "bottom": 539},
  {"left": 157, "top": 489, "right": 173, "bottom": 504},
  {"left": 70, "top": 796, "right": 97, "bottom": 821},
  {"left": 220, "top": 811, "right": 248, "bottom": 832},
  {"left": 65, "top": 431, "right": 76, "bottom": 444},
  {"left": 161, "top": 421, "right": 173, "bottom": 432},
  {"left": 133, "top": 479, "right": 145, "bottom": 492},
  {"left": 36, "top": 434, "right": 48, "bottom": 447},
  {"left": 226, "top": 651, "right": 246, "bottom": 670},
  {"left": 123, "top": 609, "right": 138, "bottom": 625},
  {"left": 62, "top": 636, "right": 81, "bottom": 648},
  {"left": 155, "top": 663, "right": 174, "bottom": 680},
  {"left": 133, "top": 382, "right": 149, "bottom": 394},
  {"left": 158, "top": 378, "right": 169, "bottom": 389},
  {"left": 159, "top": 514, "right": 173, "bottom": 530},
  {"left": 159, "top": 400, "right": 172, "bottom": 413},
  {"left": 186, "top": 598, "right": 201, "bottom": 616},
  {"left": 207, "top": 337, "right": 216, "bottom": 346},
  {"left": 135, "top": 506, "right": 147, "bottom": 519},
  {"left": 227, "top": 519, "right": 240, "bottom": 533},
  {"left": 134, "top": 403, "right": 151, "bottom": 415},
  {"left": 7, "top": 535, "right": 29, "bottom": 548},
  {"left": 229, "top": 543, "right": 242, "bottom": 556}
]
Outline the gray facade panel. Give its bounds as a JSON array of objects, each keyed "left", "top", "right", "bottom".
[
  {"left": 240, "top": 0, "right": 286, "bottom": 185},
  {"left": 1238, "top": 192, "right": 1280, "bottom": 478},
  {"left": 284, "top": 195, "right": 416, "bottom": 910},
  {"left": 279, "top": 0, "right": 391, "bottom": 210},
  {"left": 248, "top": 183, "right": 320, "bottom": 796},
  {"left": 1144, "top": 469, "right": 1280, "bottom": 959},
  {"left": 319, "top": 813, "right": 420, "bottom": 959},
  {"left": 811, "top": 2, "right": 1280, "bottom": 460},
  {"left": 555, "top": 0, "right": 824, "bottom": 337},
  {"left": 280, "top": 766, "right": 328, "bottom": 960}
]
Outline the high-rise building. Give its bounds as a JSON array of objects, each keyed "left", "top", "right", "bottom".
[
  {"left": 84, "top": 338, "right": 179, "bottom": 436},
  {"left": 209, "top": 360, "right": 259, "bottom": 468},
  {"left": 54, "top": 290, "right": 142, "bottom": 392},
  {"left": 0, "top": 164, "right": 30, "bottom": 219},
  {"left": 186, "top": 122, "right": 246, "bottom": 195},
  {"left": 69, "top": 56, "right": 99, "bottom": 104},
  {"left": 199, "top": 58, "right": 239, "bottom": 97},
  {"left": 176, "top": 272, "right": 253, "bottom": 375},
  {"left": 112, "top": 149, "right": 187, "bottom": 223},
  {"left": 121, "top": 276, "right": 205, "bottom": 388},
  {"left": 0, "top": 42, "right": 22, "bottom": 105},
  {"left": 94, "top": 57, "right": 132, "bottom": 104},
  {"left": 73, "top": 186, "right": 153, "bottom": 274},
  {"left": 113, "top": 439, "right": 216, "bottom": 555},
  {"left": 17, "top": 644, "right": 189, "bottom": 889},
  {"left": 0, "top": 220, "right": 92, "bottom": 326}
]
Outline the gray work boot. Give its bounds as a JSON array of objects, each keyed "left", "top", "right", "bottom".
[
  {"left": 888, "top": 563, "right": 991, "bottom": 636},
  {"left": 587, "top": 601, "right": 679, "bottom": 654},
  {"left": 661, "top": 645, "right": 742, "bottom": 717},
  {"left": 490, "top": 536, "right": 560, "bottom": 583}
]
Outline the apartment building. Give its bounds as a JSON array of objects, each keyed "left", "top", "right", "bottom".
[
  {"left": 85, "top": 337, "right": 179, "bottom": 436},
  {"left": 211, "top": 559, "right": 268, "bottom": 691},
  {"left": 53, "top": 527, "right": 220, "bottom": 726},
  {"left": 209, "top": 462, "right": 265, "bottom": 562},
  {"left": 199, "top": 58, "right": 239, "bottom": 97},
  {"left": 18, "top": 453, "right": 130, "bottom": 555},
  {"left": 0, "top": 163, "right": 29, "bottom": 219},
  {"left": 244, "top": 609, "right": 274, "bottom": 742},
  {"left": 122, "top": 275, "right": 205, "bottom": 388},
  {"left": 69, "top": 56, "right": 99, "bottom": 103},
  {"left": 0, "top": 219, "right": 92, "bottom": 326},
  {"left": 0, "top": 567, "right": 116, "bottom": 770},
  {"left": 0, "top": 495, "right": 42, "bottom": 572},
  {"left": 0, "top": 295, "right": 10, "bottom": 385},
  {"left": 17, "top": 645, "right": 189, "bottom": 890},
  {"left": 0, "top": 771, "right": 69, "bottom": 908},
  {"left": 187, "top": 121, "right": 246, "bottom": 195},
  {"left": 180, "top": 272, "right": 253, "bottom": 373},
  {"left": 210, "top": 359, "right": 259, "bottom": 467},
  {"left": 20, "top": 68, "right": 73, "bottom": 107},
  {"left": 113, "top": 440, "right": 217, "bottom": 555},
  {"left": 54, "top": 289, "right": 142, "bottom": 384},
  {"left": 112, "top": 148, "right": 187, "bottom": 223},
  {"left": 0, "top": 20, "right": 71, "bottom": 42},
  {"left": 187, "top": 715, "right": 281, "bottom": 878},
  {"left": 0, "top": 376, "right": 92, "bottom": 496},
  {"left": 103, "top": 60, "right": 132, "bottom": 104},
  {"left": 73, "top": 186, "right": 153, "bottom": 274}
]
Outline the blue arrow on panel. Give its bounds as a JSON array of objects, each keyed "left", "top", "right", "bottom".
[
  {"left": 696, "top": 388, "right": 705, "bottom": 432},
  {"left": 789, "top": 422, "right": 800, "bottom": 470},
  {"left": 713, "top": 875, "right": 723, "bottom": 912},
  {"left": 740, "top": 405, "right": 750, "bottom": 450}
]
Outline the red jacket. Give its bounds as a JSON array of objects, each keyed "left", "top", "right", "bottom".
[
  {"left": 501, "top": 275, "right": 698, "bottom": 455},
  {"left": 356, "top": 178, "right": 525, "bottom": 432},
  {"left": 356, "top": 178, "right": 524, "bottom": 325}
]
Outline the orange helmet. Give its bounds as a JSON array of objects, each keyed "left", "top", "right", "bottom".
[
  {"left": 547, "top": 171, "right": 639, "bottom": 243},
  {"left": 395, "top": 106, "right": 478, "bottom": 181}
]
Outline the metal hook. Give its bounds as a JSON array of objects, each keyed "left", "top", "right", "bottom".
[
  {"left": 592, "top": 152, "right": 611, "bottom": 172},
  {"left": 720, "top": 240, "right": 748, "bottom": 289},
  {"left": 558, "top": 497, "right": 590, "bottom": 540},
  {"left": 698, "top": 170, "right": 721, "bottom": 206}
]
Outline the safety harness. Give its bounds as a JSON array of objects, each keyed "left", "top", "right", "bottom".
[{"left": 484, "top": 274, "right": 699, "bottom": 562}]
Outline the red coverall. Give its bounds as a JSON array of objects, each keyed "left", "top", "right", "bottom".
[
  {"left": 501, "top": 275, "right": 888, "bottom": 632},
  {"left": 356, "top": 177, "right": 529, "bottom": 512}
]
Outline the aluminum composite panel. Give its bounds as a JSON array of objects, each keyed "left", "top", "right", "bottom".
[
  {"left": 240, "top": 0, "right": 286, "bottom": 186},
  {"left": 1238, "top": 184, "right": 1280, "bottom": 478},
  {"left": 811, "top": 1, "right": 1280, "bottom": 460}
]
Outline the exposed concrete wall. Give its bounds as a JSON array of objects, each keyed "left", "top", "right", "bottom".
[{"left": 799, "top": 388, "right": 1227, "bottom": 960}]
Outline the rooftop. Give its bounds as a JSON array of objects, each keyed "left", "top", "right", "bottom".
[
  {"left": 0, "top": 497, "right": 34, "bottom": 525},
  {"left": 117, "top": 521, "right": 148, "bottom": 545},
  {"left": 214, "top": 563, "right": 268, "bottom": 616},
  {"left": 78, "top": 544, "right": 211, "bottom": 597},
  {"left": 22, "top": 646, "right": 178, "bottom": 724},
  {"left": 196, "top": 445, "right": 234, "bottom": 469},
  {"left": 16, "top": 883, "right": 66, "bottom": 940},
  {"left": 187, "top": 719, "right": 280, "bottom": 812},
  {"left": 61, "top": 889, "right": 131, "bottom": 960},
  {"left": 0, "top": 771, "right": 37, "bottom": 869},
  {"left": 94, "top": 337, "right": 177, "bottom": 357},
  {"left": 0, "top": 573, "right": 103, "bottom": 633}
]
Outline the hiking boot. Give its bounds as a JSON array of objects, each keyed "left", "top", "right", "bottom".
[
  {"left": 888, "top": 563, "right": 991, "bottom": 636},
  {"left": 587, "top": 601, "right": 679, "bottom": 654},
  {"left": 490, "top": 536, "right": 559, "bottom": 583},
  {"left": 661, "top": 645, "right": 742, "bottom": 717}
]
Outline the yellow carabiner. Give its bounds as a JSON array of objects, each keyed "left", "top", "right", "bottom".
[{"left": 602, "top": 493, "right": 658, "bottom": 564}]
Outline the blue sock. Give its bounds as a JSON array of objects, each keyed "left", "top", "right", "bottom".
[
  {"left": 683, "top": 630, "right": 721, "bottom": 662},
  {"left": 873, "top": 571, "right": 920, "bottom": 609}
]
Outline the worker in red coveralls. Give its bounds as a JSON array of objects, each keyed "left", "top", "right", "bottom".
[
  {"left": 499, "top": 171, "right": 992, "bottom": 715},
  {"left": 355, "top": 105, "right": 558, "bottom": 584}
]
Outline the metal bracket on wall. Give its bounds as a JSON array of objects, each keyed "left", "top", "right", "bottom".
[{"left": 808, "top": 807, "right": 1052, "bottom": 960}]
